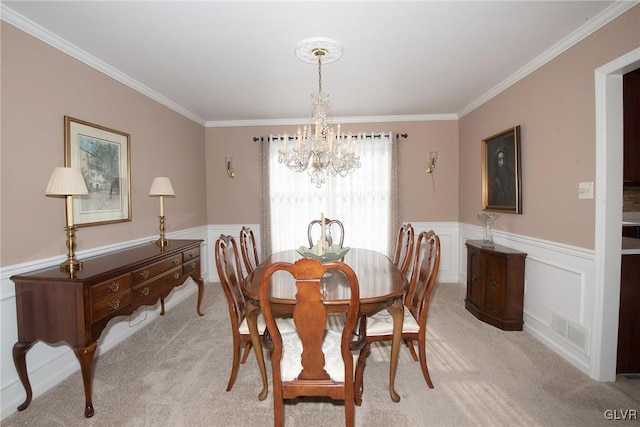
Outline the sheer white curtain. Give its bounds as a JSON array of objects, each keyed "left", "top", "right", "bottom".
[{"left": 266, "top": 133, "right": 396, "bottom": 255}]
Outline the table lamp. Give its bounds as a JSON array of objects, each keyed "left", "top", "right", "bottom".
[
  {"left": 149, "top": 177, "right": 175, "bottom": 247},
  {"left": 45, "top": 167, "right": 89, "bottom": 272}
]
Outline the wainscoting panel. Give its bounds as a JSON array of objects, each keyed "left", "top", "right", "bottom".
[
  {"left": 0, "top": 226, "right": 208, "bottom": 420},
  {"left": 458, "top": 223, "right": 595, "bottom": 375}
]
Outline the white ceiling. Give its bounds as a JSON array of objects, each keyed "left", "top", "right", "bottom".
[{"left": 1, "top": 1, "right": 634, "bottom": 127}]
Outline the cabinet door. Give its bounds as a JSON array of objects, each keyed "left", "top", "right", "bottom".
[
  {"left": 466, "top": 246, "right": 482, "bottom": 307},
  {"left": 482, "top": 252, "right": 507, "bottom": 315}
]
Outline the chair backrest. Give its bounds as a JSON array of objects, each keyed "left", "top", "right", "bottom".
[
  {"left": 259, "top": 258, "right": 362, "bottom": 407},
  {"left": 392, "top": 223, "right": 414, "bottom": 279},
  {"left": 215, "top": 234, "right": 247, "bottom": 332},
  {"left": 239, "top": 226, "right": 260, "bottom": 276},
  {"left": 307, "top": 218, "right": 345, "bottom": 248},
  {"left": 405, "top": 230, "right": 441, "bottom": 325}
]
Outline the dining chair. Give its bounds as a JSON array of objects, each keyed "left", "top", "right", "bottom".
[
  {"left": 215, "top": 234, "right": 259, "bottom": 391},
  {"left": 355, "top": 230, "right": 441, "bottom": 399},
  {"left": 392, "top": 223, "right": 414, "bottom": 280},
  {"left": 307, "top": 217, "right": 345, "bottom": 248},
  {"left": 259, "top": 258, "right": 367, "bottom": 427},
  {"left": 239, "top": 226, "right": 260, "bottom": 276}
]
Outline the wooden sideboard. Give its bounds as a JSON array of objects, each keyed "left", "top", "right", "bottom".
[
  {"left": 10, "top": 239, "right": 204, "bottom": 418},
  {"left": 465, "top": 240, "right": 526, "bottom": 331}
]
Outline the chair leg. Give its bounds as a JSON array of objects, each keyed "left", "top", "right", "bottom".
[
  {"left": 418, "top": 332, "right": 434, "bottom": 389},
  {"left": 354, "top": 343, "right": 370, "bottom": 406},
  {"left": 405, "top": 339, "right": 419, "bottom": 361},
  {"left": 226, "top": 339, "right": 242, "bottom": 391},
  {"left": 345, "top": 393, "right": 355, "bottom": 427},
  {"left": 240, "top": 341, "right": 252, "bottom": 364}
]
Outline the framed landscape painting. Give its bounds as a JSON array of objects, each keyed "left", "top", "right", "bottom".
[
  {"left": 481, "top": 126, "right": 522, "bottom": 214},
  {"left": 64, "top": 116, "right": 131, "bottom": 226}
]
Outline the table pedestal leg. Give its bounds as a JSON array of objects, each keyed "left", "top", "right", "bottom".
[
  {"left": 388, "top": 298, "right": 403, "bottom": 402},
  {"left": 246, "top": 302, "right": 268, "bottom": 400}
]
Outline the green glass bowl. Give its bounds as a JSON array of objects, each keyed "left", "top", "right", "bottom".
[{"left": 297, "top": 245, "right": 350, "bottom": 261}]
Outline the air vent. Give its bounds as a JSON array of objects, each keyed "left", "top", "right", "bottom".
[{"left": 551, "top": 312, "right": 588, "bottom": 354}]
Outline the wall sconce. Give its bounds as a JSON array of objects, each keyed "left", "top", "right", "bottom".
[
  {"left": 226, "top": 156, "right": 235, "bottom": 179},
  {"left": 426, "top": 151, "right": 438, "bottom": 174},
  {"left": 45, "top": 167, "right": 89, "bottom": 272},
  {"left": 149, "top": 177, "right": 175, "bottom": 248}
]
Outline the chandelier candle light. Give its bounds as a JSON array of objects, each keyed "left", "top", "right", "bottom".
[{"left": 278, "top": 37, "right": 360, "bottom": 187}]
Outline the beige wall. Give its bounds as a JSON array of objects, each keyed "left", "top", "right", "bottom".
[
  {"left": 205, "top": 120, "right": 459, "bottom": 224},
  {"left": 459, "top": 6, "right": 640, "bottom": 249},
  {"left": 0, "top": 22, "right": 207, "bottom": 266}
]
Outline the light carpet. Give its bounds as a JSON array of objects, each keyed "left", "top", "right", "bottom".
[{"left": 3, "top": 281, "right": 638, "bottom": 426}]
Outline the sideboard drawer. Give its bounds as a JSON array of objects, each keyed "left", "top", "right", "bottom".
[
  {"left": 183, "top": 247, "right": 200, "bottom": 261},
  {"left": 91, "top": 274, "right": 131, "bottom": 304},
  {"left": 183, "top": 257, "right": 200, "bottom": 276},
  {"left": 91, "top": 290, "right": 132, "bottom": 322},
  {"left": 132, "top": 266, "right": 183, "bottom": 306},
  {"left": 132, "top": 256, "right": 182, "bottom": 285}
]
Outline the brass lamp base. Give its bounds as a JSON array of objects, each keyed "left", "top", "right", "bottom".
[
  {"left": 59, "top": 258, "right": 83, "bottom": 272},
  {"left": 61, "top": 225, "right": 83, "bottom": 273},
  {"left": 155, "top": 216, "right": 169, "bottom": 248}
]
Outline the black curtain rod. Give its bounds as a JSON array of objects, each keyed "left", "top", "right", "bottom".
[{"left": 252, "top": 133, "right": 408, "bottom": 142}]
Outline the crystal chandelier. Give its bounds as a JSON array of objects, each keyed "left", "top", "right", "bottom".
[{"left": 278, "top": 38, "right": 360, "bottom": 188}]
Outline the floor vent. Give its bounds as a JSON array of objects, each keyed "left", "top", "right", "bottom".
[
  {"left": 622, "top": 374, "right": 640, "bottom": 380},
  {"left": 551, "top": 312, "right": 588, "bottom": 353}
]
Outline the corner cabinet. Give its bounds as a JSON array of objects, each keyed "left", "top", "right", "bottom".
[{"left": 465, "top": 240, "right": 526, "bottom": 331}]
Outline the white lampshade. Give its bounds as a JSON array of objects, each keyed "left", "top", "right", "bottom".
[
  {"left": 149, "top": 177, "right": 175, "bottom": 197},
  {"left": 45, "top": 167, "right": 89, "bottom": 196}
]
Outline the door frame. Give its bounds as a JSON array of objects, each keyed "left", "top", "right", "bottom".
[{"left": 593, "top": 47, "right": 640, "bottom": 381}]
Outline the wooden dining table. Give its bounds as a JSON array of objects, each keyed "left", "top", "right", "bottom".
[{"left": 242, "top": 247, "right": 408, "bottom": 403}]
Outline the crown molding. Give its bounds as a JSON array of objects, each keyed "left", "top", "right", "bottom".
[
  {"left": 0, "top": 4, "right": 207, "bottom": 127},
  {"left": 3, "top": 1, "right": 635, "bottom": 128},
  {"left": 457, "top": 1, "right": 639, "bottom": 118}
]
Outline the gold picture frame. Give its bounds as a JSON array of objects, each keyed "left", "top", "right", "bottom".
[
  {"left": 64, "top": 116, "right": 131, "bottom": 227},
  {"left": 482, "top": 126, "right": 522, "bottom": 214}
]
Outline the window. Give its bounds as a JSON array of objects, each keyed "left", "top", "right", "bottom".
[{"left": 266, "top": 133, "right": 397, "bottom": 255}]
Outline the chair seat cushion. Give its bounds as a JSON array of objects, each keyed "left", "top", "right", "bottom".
[
  {"left": 239, "top": 315, "right": 296, "bottom": 335},
  {"left": 281, "top": 330, "right": 355, "bottom": 382},
  {"left": 366, "top": 306, "right": 420, "bottom": 335}
]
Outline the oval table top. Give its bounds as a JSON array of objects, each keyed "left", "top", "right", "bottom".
[{"left": 243, "top": 248, "right": 407, "bottom": 309}]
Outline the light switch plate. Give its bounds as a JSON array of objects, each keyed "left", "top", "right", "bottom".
[{"left": 578, "top": 182, "right": 594, "bottom": 199}]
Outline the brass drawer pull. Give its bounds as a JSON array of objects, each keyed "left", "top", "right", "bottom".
[
  {"left": 190, "top": 262, "right": 196, "bottom": 270},
  {"left": 109, "top": 299, "right": 121, "bottom": 310},
  {"left": 472, "top": 275, "right": 478, "bottom": 281},
  {"left": 140, "top": 270, "right": 149, "bottom": 280},
  {"left": 489, "top": 279, "right": 498, "bottom": 289},
  {"left": 172, "top": 258, "right": 180, "bottom": 265},
  {"left": 173, "top": 272, "right": 180, "bottom": 280},
  {"left": 108, "top": 281, "right": 120, "bottom": 293},
  {"left": 141, "top": 286, "right": 150, "bottom": 296},
  {"left": 189, "top": 250, "right": 196, "bottom": 258}
]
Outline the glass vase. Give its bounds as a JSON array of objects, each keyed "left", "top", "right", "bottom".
[{"left": 477, "top": 213, "right": 500, "bottom": 248}]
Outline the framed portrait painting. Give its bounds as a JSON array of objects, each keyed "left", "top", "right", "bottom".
[
  {"left": 64, "top": 116, "right": 131, "bottom": 227},
  {"left": 482, "top": 126, "right": 522, "bottom": 214}
]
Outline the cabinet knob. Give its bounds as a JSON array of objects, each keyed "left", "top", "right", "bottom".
[
  {"left": 140, "top": 270, "right": 149, "bottom": 280},
  {"left": 108, "top": 281, "right": 120, "bottom": 292},
  {"left": 189, "top": 262, "right": 196, "bottom": 270},
  {"left": 141, "top": 286, "right": 150, "bottom": 296},
  {"left": 490, "top": 279, "right": 498, "bottom": 289},
  {"left": 172, "top": 258, "right": 180, "bottom": 265},
  {"left": 173, "top": 272, "right": 180, "bottom": 280},
  {"left": 109, "top": 299, "right": 121, "bottom": 310},
  {"left": 472, "top": 275, "right": 478, "bottom": 281},
  {"left": 189, "top": 250, "right": 196, "bottom": 258}
]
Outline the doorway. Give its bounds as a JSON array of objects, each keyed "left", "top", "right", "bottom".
[{"left": 594, "top": 47, "right": 640, "bottom": 382}]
